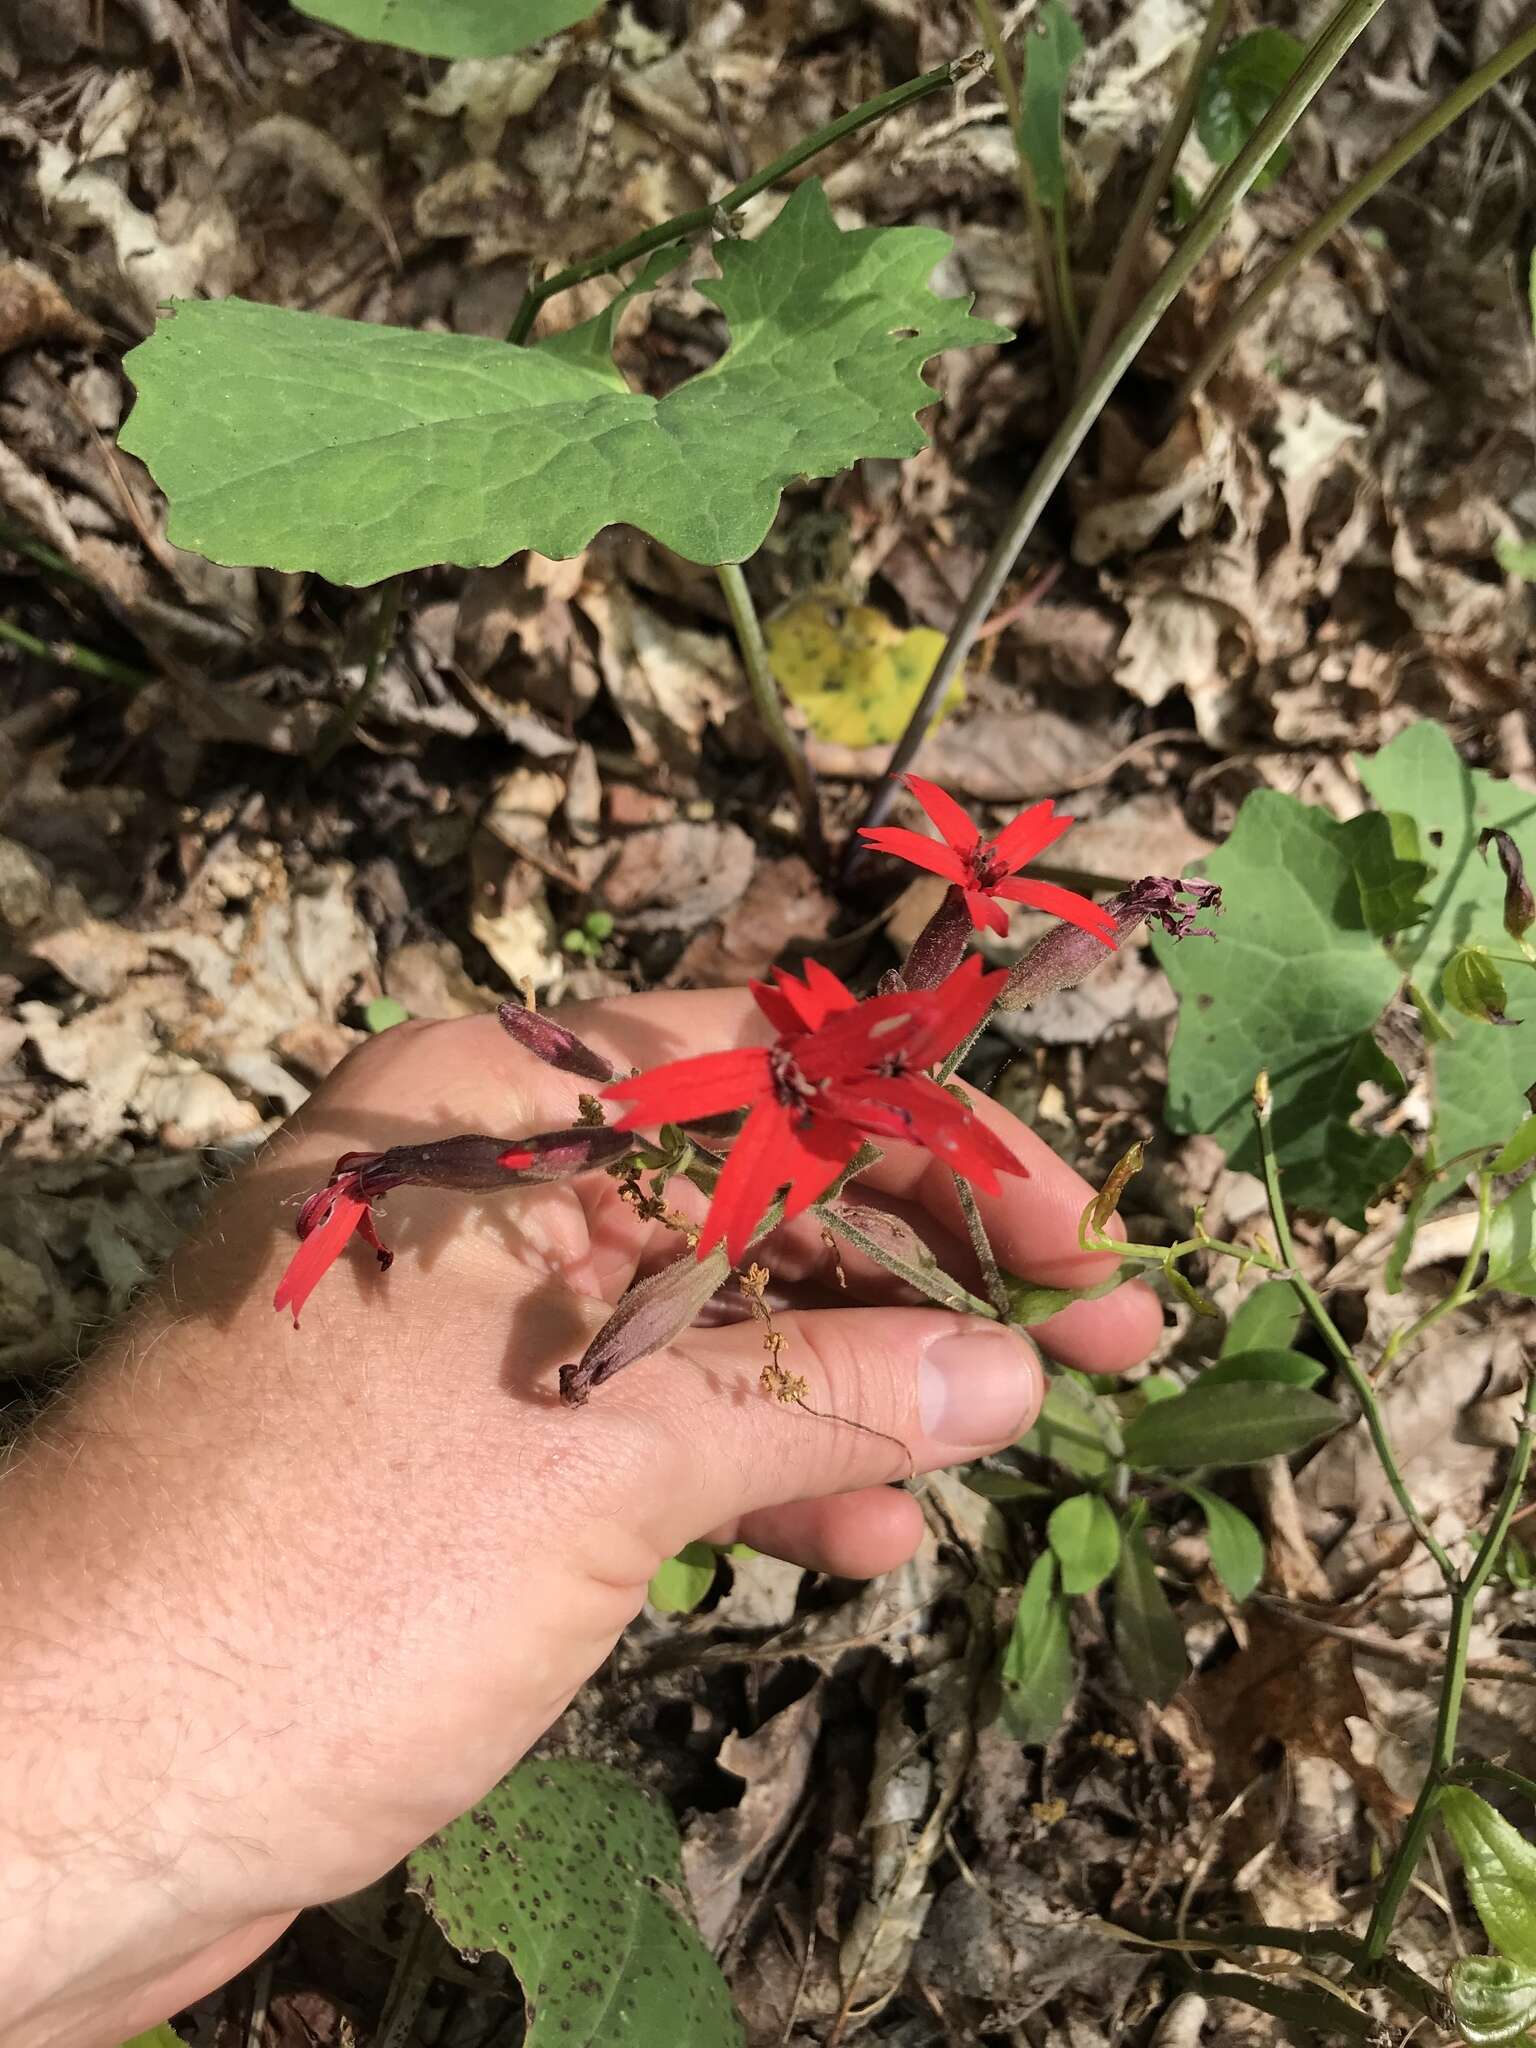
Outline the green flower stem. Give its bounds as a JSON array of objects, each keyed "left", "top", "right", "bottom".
[
  {"left": 1363, "top": 1368, "right": 1536, "bottom": 1960},
  {"left": 1076, "top": 0, "right": 1233, "bottom": 386},
  {"left": 716, "top": 561, "right": 823, "bottom": 862},
  {"left": 952, "top": 1170, "right": 1011, "bottom": 1315},
  {"left": 972, "top": 0, "right": 1074, "bottom": 392},
  {"left": 0, "top": 614, "right": 152, "bottom": 692},
  {"left": 1253, "top": 1072, "right": 1458, "bottom": 1585},
  {"left": 311, "top": 576, "right": 403, "bottom": 773},
  {"left": 1171, "top": 19, "right": 1536, "bottom": 413},
  {"left": 506, "top": 56, "right": 979, "bottom": 345},
  {"left": 1449, "top": 1760, "right": 1536, "bottom": 1807},
  {"left": 851, "top": 0, "right": 1390, "bottom": 847},
  {"left": 1382, "top": 1167, "right": 1494, "bottom": 1368}
]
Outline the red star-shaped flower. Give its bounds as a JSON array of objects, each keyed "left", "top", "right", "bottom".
[
  {"left": 859, "top": 774, "right": 1118, "bottom": 944},
  {"left": 604, "top": 954, "right": 1025, "bottom": 1264}
]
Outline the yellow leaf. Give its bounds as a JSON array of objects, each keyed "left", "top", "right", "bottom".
[{"left": 765, "top": 595, "right": 962, "bottom": 747}]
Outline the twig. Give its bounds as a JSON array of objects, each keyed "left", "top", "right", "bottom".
[
  {"left": 849, "top": 0, "right": 1391, "bottom": 851},
  {"left": 1171, "top": 20, "right": 1536, "bottom": 414},
  {"left": 311, "top": 577, "right": 403, "bottom": 772},
  {"left": 972, "top": 0, "right": 1074, "bottom": 392},
  {"left": 973, "top": 557, "right": 1063, "bottom": 637},
  {"left": 0, "top": 615, "right": 152, "bottom": 692},
  {"left": 506, "top": 56, "right": 980, "bottom": 344},
  {"left": 1077, "top": 0, "right": 1233, "bottom": 385},
  {"left": 716, "top": 562, "right": 824, "bottom": 864},
  {"left": 1251, "top": 1596, "right": 1536, "bottom": 1688}
]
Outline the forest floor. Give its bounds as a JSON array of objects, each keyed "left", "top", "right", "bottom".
[{"left": 3, "top": 0, "right": 1536, "bottom": 2042}]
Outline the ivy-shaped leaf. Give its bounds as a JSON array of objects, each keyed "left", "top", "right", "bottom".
[
  {"left": 999, "top": 1552, "right": 1073, "bottom": 1743},
  {"left": 294, "top": 0, "right": 599, "bottom": 59},
  {"left": 1154, "top": 793, "right": 1413, "bottom": 1224},
  {"left": 408, "top": 1760, "right": 742, "bottom": 2047},
  {"left": 119, "top": 181, "right": 1009, "bottom": 585},
  {"left": 1358, "top": 723, "right": 1536, "bottom": 1161},
  {"left": 1017, "top": 0, "right": 1084, "bottom": 211}
]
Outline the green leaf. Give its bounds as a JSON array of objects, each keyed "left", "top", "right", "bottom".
[
  {"left": 1357, "top": 723, "right": 1536, "bottom": 1160},
  {"left": 647, "top": 1541, "right": 717, "bottom": 1615},
  {"left": 1112, "top": 1525, "right": 1187, "bottom": 1703},
  {"left": 1197, "top": 29, "right": 1306, "bottom": 189},
  {"left": 1017, "top": 0, "right": 1084, "bottom": 211},
  {"left": 1201, "top": 1346, "right": 1325, "bottom": 1390},
  {"left": 294, "top": 0, "right": 598, "bottom": 58},
  {"left": 1441, "top": 1786, "right": 1536, "bottom": 1970},
  {"left": 363, "top": 994, "right": 409, "bottom": 1033},
  {"left": 1020, "top": 1368, "right": 1124, "bottom": 1479},
  {"left": 1487, "top": 1181, "right": 1536, "bottom": 1297},
  {"left": 1121, "top": 1379, "right": 1340, "bottom": 1471},
  {"left": 1339, "top": 809, "right": 1432, "bottom": 938},
  {"left": 1220, "top": 1279, "right": 1304, "bottom": 1358},
  {"left": 1004, "top": 1263, "right": 1139, "bottom": 1326},
  {"left": 1047, "top": 1492, "right": 1121, "bottom": 1595},
  {"left": 1449, "top": 1953, "right": 1536, "bottom": 2046},
  {"left": 1444, "top": 945, "right": 1515, "bottom": 1026},
  {"left": 1495, "top": 534, "right": 1536, "bottom": 582},
  {"left": 999, "top": 1552, "right": 1074, "bottom": 1743},
  {"left": 118, "top": 2032, "right": 185, "bottom": 2048},
  {"left": 408, "top": 1761, "right": 742, "bottom": 2047},
  {"left": 1155, "top": 793, "right": 1412, "bottom": 1226},
  {"left": 963, "top": 1465, "right": 1054, "bottom": 1501},
  {"left": 1495, "top": 1116, "right": 1536, "bottom": 1175},
  {"left": 1185, "top": 1485, "right": 1265, "bottom": 1603},
  {"left": 119, "top": 181, "right": 1008, "bottom": 585}
]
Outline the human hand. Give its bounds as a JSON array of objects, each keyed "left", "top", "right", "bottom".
[{"left": 0, "top": 990, "right": 1160, "bottom": 2047}]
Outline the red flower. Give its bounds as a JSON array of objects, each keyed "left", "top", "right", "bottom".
[
  {"left": 274, "top": 1155, "right": 397, "bottom": 1327},
  {"left": 604, "top": 955, "right": 1025, "bottom": 1264},
  {"left": 859, "top": 774, "right": 1118, "bottom": 944}
]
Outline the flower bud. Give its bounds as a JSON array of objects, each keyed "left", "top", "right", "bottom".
[
  {"left": 999, "top": 876, "right": 1222, "bottom": 1012},
  {"left": 1479, "top": 828, "right": 1534, "bottom": 943},
  {"left": 351, "top": 1124, "right": 634, "bottom": 1198},
  {"left": 900, "top": 885, "right": 971, "bottom": 989},
  {"left": 560, "top": 1247, "right": 731, "bottom": 1405},
  {"left": 497, "top": 996, "right": 614, "bottom": 1080}
]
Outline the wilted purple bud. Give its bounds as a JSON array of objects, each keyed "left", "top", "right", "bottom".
[
  {"left": 497, "top": 996, "right": 614, "bottom": 1081},
  {"left": 560, "top": 1246, "right": 731, "bottom": 1405},
  {"left": 900, "top": 886, "right": 971, "bottom": 989},
  {"left": 999, "top": 876, "right": 1222, "bottom": 1012},
  {"left": 1479, "top": 829, "right": 1534, "bottom": 943},
  {"left": 350, "top": 1124, "right": 635, "bottom": 1198}
]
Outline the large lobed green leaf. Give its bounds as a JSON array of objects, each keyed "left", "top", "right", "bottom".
[
  {"left": 119, "top": 181, "right": 1008, "bottom": 584},
  {"left": 294, "top": 0, "right": 598, "bottom": 57},
  {"left": 409, "top": 1760, "right": 742, "bottom": 2047}
]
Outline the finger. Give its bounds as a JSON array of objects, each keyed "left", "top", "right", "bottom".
[
  {"left": 592, "top": 1308, "right": 1041, "bottom": 1559},
  {"left": 707, "top": 1488, "right": 926, "bottom": 1579}
]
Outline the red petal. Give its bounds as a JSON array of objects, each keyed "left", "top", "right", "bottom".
[
  {"left": 896, "top": 954, "right": 1011, "bottom": 1071},
  {"left": 904, "top": 774, "right": 981, "bottom": 854},
  {"left": 837, "top": 1075, "right": 1027, "bottom": 1187},
  {"left": 797, "top": 958, "right": 859, "bottom": 1026},
  {"left": 605, "top": 1047, "right": 771, "bottom": 1129},
  {"left": 778, "top": 1115, "right": 862, "bottom": 1226},
  {"left": 857, "top": 826, "right": 969, "bottom": 888},
  {"left": 962, "top": 886, "right": 1010, "bottom": 936},
  {"left": 273, "top": 1188, "right": 371, "bottom": 1326},
  {"left": 750, "top": 978, "right": 804, "bottom": 1036},
  {"left": 994, "top": 878, "right": 1118, "bottom": 944},
  {"left": 988, "top": 801, "right": 1073, "bottom": 872},
  {"left": 698, "top": 1101, "right": 794, "bottom": 1264},
  {"left": 753, "top": 960, "right": 859, "bottom": 1038}
]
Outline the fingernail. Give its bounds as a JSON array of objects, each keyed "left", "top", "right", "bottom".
[{"left": 918, "top": 1323, "right": 1041, "bottom": 1446}]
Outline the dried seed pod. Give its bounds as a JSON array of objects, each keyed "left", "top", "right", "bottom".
[
  {"left": 497, "top": 996, "right": 615, "bottom": 1081},
  {"left": 560, "top": 1247, "right": 731, "bottom": 1406},
  {"left": 1000, "top": 877, "right": 1222, "bottom": 1012}
]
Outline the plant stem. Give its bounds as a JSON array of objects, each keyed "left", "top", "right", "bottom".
[
  {"left": 1171, "top": 19, "right": 1536, "bottom": 413},
  {"left": 818, "top": 1201, "right": 1000, "bottom": 1318},
  {"left": 1363, "top": 1367, "right": 1536, "bottom": 1959},
  {"left": 972, "top": 0, "right": 1074, "bottom": 392},
  {"left": 1077, "top": 0, "right": 1233, "bottom": 386},
  {"left": 312, "top": 577, "right": 403, "bottom": 772},
  {"left": 0, "top": 614, "right": 152, "bottom": 691},
  {"left": 506, "top": 56, "right": 978, "bottom": 344},
  {"left": 1252, "top": 1071, "right": 1458, "bottom": 1585},
  {"left": 1383, "top": 1167, "right": 1494, "bottom": 1367},
  {"left": 716, "top": 562, "right": 824, "bottom": 863},
  {"left": 953, "top": 1171, "right": 1011, "bottom": 1315},
  {"left": 850, "top": 0, "right": 1390, "bottom": 849}
]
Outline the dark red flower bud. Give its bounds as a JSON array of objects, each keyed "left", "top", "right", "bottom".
[
  {"left": 559, "top": 1247, "right": 731, "bottom": 1405},
  {"left": 899, "top": 885, "right": 972, "bottom": 989},
  {"left": 1479, "top": 828, "right": 1534, "bottom": 943},
  {"left": 999, "top": 876, "right": 1222, "bottom": 1012},
  {"left": 497, "top": 996, "right": 614, "bottom": 1081}
]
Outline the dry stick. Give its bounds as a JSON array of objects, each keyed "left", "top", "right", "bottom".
[
  {"left": 972, "top": 0, "right": 1074, "bottom": 393},
  {"left": 506, "top": 55, "right": 980, "bottom": 344},
  {"left": 716, "top": 561, "right": 825, "bottom": 864},
  {"left": 850, "top": 0, "right": 1392, "bottom": 852},
  {"left": 1171, "top": 19, "right": 1536, "bottom": 414},
  {"left": 1076, "top": 0, "right": 1233, "bottom": 386},
  {"left": 0, "top": 615, "right": 152, "bottom": 692}
]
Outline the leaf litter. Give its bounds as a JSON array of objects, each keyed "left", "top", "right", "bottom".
[{"left": 3, "top": 0, "right": 1536, "bottom": 2042}]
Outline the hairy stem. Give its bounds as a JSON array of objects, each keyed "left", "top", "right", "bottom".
[
  {"left": 972, "top": 0, "right": 1074, "bottom": 391},
  {"left": 1077, "top": 0, "right": 1233, "bottom": 385},
  {"left": 953, "top": 1171, "right": 1011, "bottom": 1315},
  {"left": 851, "top": 0, "right": 1390, "bottom": 847},
  {"left": 1171, "top": 20, "right": 1536, "bottom": 413},
  {"left": 506, "top": 56, "right": 978, "bottom": 344},
  {"left": 312, "top": 577, "right": 403, "bottom": 773},
  {"left": 716, "top": 562, "right": 824, "bottom": 863},
  {"left": 818, "top": 1202, "right": 1000, "bottom": 1318},
  {"left": 0, "top": 614, "right": 152, "bottom": 691}
]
